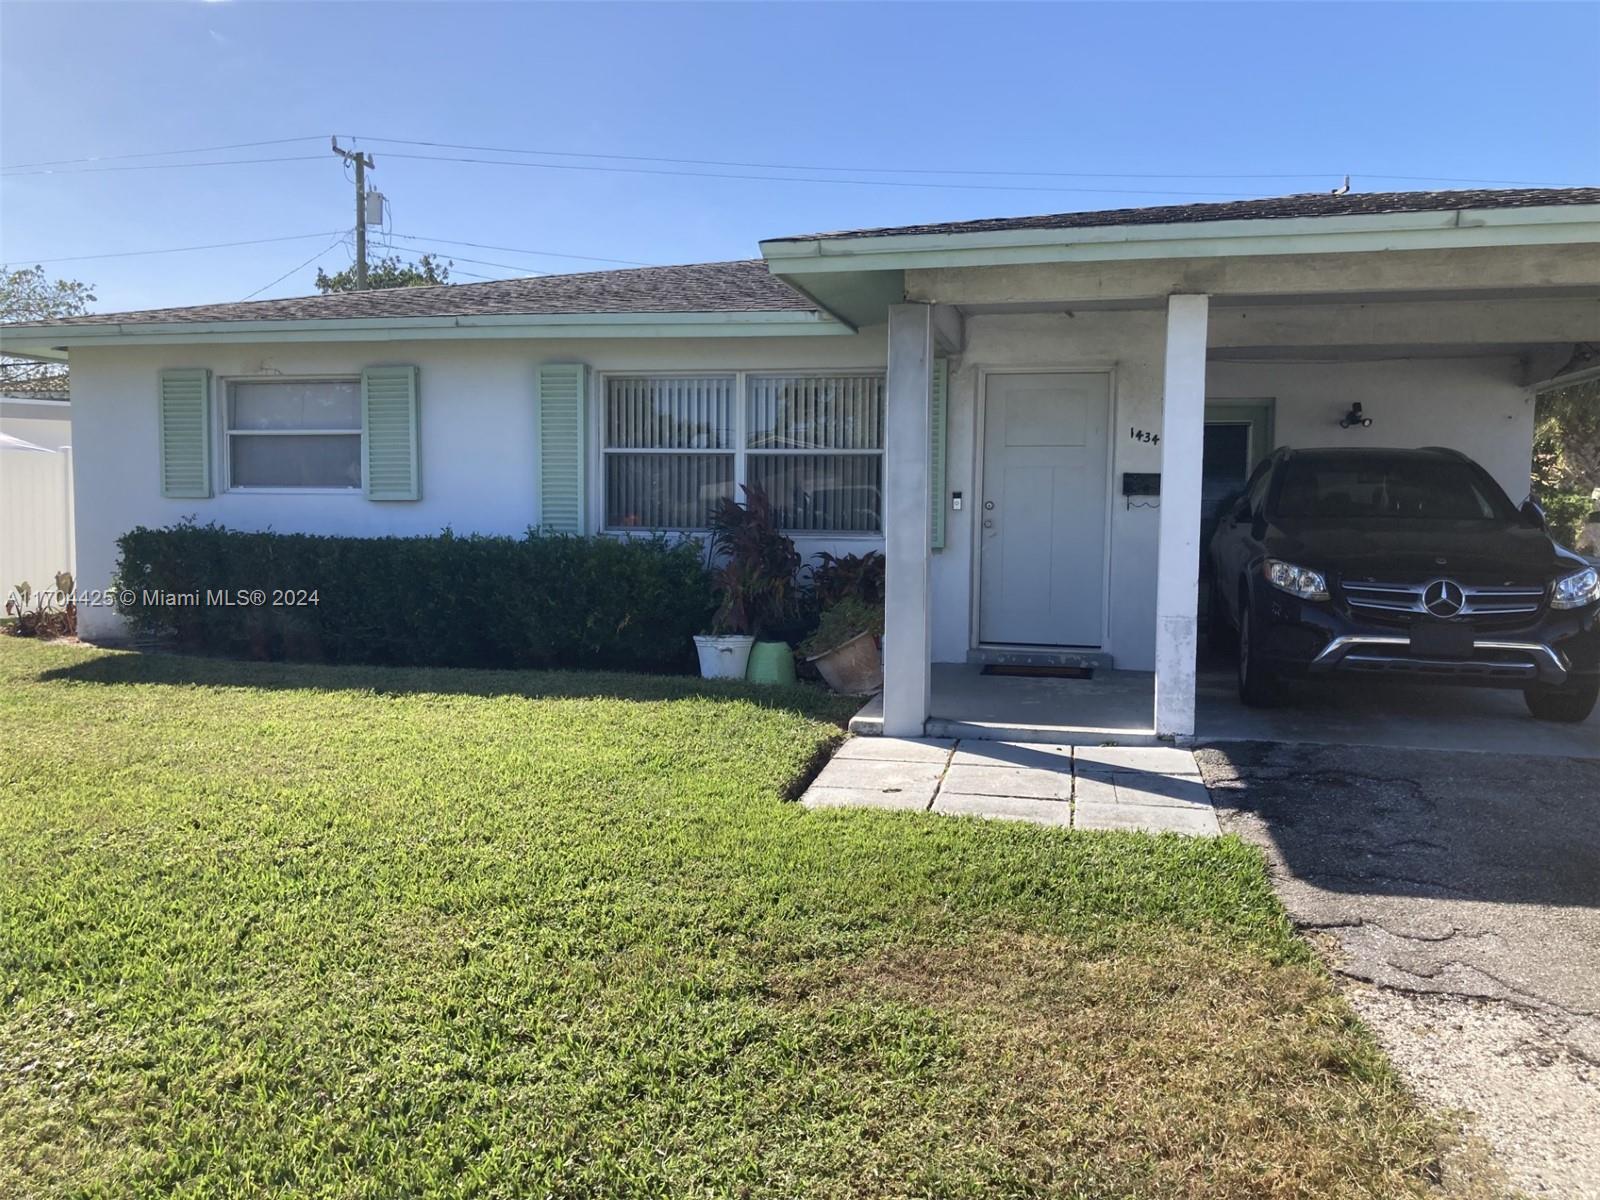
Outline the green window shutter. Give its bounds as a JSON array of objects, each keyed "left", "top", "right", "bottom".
[
  {"left": 929, "top": 358, "right": 949, "bottom": 551},
  {"left": 538, "top": 363, "right": 588, "bottom": 533},
  {"left": 362, "top": 366, "right": 420, "bottom": 500},
  {"left": 158, "top": 368, "right": 213, "bottom": 498}
]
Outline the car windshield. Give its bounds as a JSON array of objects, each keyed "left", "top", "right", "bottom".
[{"left": 1272, "top": 456, "right": 1516, "bottom": 521}]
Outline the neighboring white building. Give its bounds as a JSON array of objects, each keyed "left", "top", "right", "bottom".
[
  {"left": 1, "top": 394, "right": 72, "bottom": 450},
  {"left": 3, "top": 188, "right": 1597, "bottom": 736},
  {"left": 0, "top": 395, "right": 75, "bottom": 597}
]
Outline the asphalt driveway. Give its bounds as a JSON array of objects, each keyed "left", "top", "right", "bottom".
[{"left": 1197, "top": 742, "right": 1600, "bottom": 1199}]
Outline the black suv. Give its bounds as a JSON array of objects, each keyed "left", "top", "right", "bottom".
[{"left": 1207, "top": 446, "right": 1600, "bottom": 722}]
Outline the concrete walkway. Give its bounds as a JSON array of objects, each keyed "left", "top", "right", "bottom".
[{"left": 800, "top": 737, "right": 1219, "bottom": 835}]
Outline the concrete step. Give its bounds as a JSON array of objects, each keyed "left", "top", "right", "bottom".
[
  {"left": 966, "top": 647, "right": 1114, "bottom": 671},
  {"left": 925, "top": 717, "right": 1164, "bottom": 747}
]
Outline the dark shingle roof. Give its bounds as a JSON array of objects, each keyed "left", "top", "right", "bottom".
[
  {"left": 769, "top": 187, "right": 1600, "bottom": 242},
  {"left": 26, "top": 260, "right": 817, "bottom": 328}
]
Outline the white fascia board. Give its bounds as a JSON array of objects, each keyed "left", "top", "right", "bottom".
[
  {"left": 761, "top": 204, "right": 1600, "bottom": 274},
  {"left": 0, "top": 309, "right": 853, "bottom": 355}
]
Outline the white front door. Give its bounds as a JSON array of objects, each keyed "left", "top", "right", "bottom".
[{"left": 978, "top": 371, "right": 1111, "bottom": 646}]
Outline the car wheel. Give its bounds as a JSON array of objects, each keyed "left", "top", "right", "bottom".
[
  {"left": 1236, "top": 595, "right": 1280, "bottom": 708},
  {"left": 1524, "top": 677, "right": 1599, "bottom": 723},
  {"left": 1206, "top": 575, "right": 1235, "bottom": 653}
]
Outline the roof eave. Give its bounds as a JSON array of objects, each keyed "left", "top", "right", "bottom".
[
  {"left": 0, "top": 307, "right": 854, "bottom": 355},
  {"left": 760, "top": 203, "right": 1600, "bottom": 274}
]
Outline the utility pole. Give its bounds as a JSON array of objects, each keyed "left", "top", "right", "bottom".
[{"left": 330, "top": 138, "right": 375, "bottom": 290}]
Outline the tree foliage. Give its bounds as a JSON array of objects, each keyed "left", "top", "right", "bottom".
[
  {"left": 314, "top": 253, "right": 452, "bottom": 294},
  {"left": 0, "top": 266, "right": 94, "bottom": 395},
  {"left": 1532, "top": 375, "right": 1600, "bottom": 552}
]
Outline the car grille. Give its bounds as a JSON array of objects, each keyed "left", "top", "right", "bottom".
[{"left": 1340, "top": 580, "right": 1546, "bottom": 625}]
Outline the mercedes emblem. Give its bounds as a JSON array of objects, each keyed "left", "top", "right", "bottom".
[{"left": 1422, "top": 579, "right": 1466, "bottom": 618}]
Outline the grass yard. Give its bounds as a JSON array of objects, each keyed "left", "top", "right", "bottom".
[{"left": 1, "top": 638, "right": 1445, "bottom": 1198}]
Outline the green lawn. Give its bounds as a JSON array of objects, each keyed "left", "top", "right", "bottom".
[{"left": 1, "top": 639, "right": 1443, "bottom": 1198}]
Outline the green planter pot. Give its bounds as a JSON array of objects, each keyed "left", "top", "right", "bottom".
[{"left": 745, "top": 640, "right": 797, "bottom": 686}]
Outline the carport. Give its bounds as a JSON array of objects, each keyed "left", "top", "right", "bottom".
[
  {"left": 850, "top": 654, "right": 1600, "bottom": 756},
  {"left": 766, "top": 189, "right": 1600, "bottom": 744}
]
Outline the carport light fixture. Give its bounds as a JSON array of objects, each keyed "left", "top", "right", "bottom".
[{"left": 1339, "top": 402, "right": 1373, "bottom": 429}]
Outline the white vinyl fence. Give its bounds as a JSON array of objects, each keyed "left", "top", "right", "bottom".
[{"left": 1, "top": 442, "right": 76, "bottom": 603}]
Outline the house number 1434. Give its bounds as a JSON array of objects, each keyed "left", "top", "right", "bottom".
[{"left": 1129, "top": 427, "right": 1161, "bottom": 444}]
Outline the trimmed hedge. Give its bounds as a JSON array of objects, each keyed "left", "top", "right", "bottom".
[{"left": 115, "top": 524, "right": 713, "bottom": 673}]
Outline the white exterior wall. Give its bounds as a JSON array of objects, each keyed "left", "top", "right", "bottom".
[
  {"left": 1, "top": 400, "right": 73, "bottom": 451},
  {"left": 1208, "top": 356, "right": 1536, "bottom": 501},
  {"left": 66, "top": 329, "right": 1538, "bottom": 662},
  {"left": 1, "top": 401, "right": 76, "bottom": 595},
  {"left": 68, "top": 333, "right": 887, "bottom": 641},
  {"left": 927, "top": 319, "right": 1537, "bottom": 672}
]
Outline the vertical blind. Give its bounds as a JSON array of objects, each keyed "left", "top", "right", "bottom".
[
  {"left": 746, "top": 374, "right": 883, "bottom": 449},
  {"left": 605, "top": 376, "right": 736, "bottom": 528},
  {"left": 603, "top": 373, "right": 884, "bottom": 533},
  {"left": 747, "top": 375, "right": 883, "bottom": 532}
]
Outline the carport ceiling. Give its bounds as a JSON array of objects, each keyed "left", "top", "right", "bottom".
[{"left": 1210, "top": 343, "right": 1564, "bottom": 362}]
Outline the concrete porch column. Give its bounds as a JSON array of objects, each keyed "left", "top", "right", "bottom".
[
  {"left": 882, "top": 303, "right": 933, "bottom": 737},
  {"left": 1154, "top": 293, "right": 1210, "bottom": 738}
]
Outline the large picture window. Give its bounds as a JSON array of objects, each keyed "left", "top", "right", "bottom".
[
  {"left": 226, "top": 379, "right": 361, "bottom": 490},
  {"left": 603, "top": 372, "right": 884, "bottom": 534}
]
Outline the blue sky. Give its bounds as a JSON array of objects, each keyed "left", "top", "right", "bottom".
[{"left": 2, "top": 1, "right": 1596, "bottom": 313}]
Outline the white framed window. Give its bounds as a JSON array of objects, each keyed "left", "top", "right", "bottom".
[
  {"left": 601, "top": 371, "right": 884, "bottom": 534},
  {"left": 224, "top": 378, "right": 362, "bottom": 491}
]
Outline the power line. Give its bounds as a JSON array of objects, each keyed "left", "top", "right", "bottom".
[
  {"left": 1, "top": 155, "right": 326, "bottom": 178},
  {"left": 445, "top": 266, "right": 525, "bottom": 282},
  {"left": 375, "top": 151, "right": 1254, "bottom": 196},
  {"left": 240, "top": 233, "right": 351, "bottom": 301},
  {"left": 0, "top": 129, "right": 1566, "bottom": 189},
  {"left": 2, "top": 136, "right": 1565, "bottom": 192},
  {"left": 1, "top": 136, "right": 325, "bottom": 171},
  {"left": 386, "top": 233, "right": 654, "bottom": 267},
  {"left": 352, "top": 137, "right": 1564, "bottom": 188},
  {"left": 384, "top": 244, "right": 548, "bottom": 276},
  {"left": 1, "top": 149, "right": 1249, "bottom": 194},
  {"left": 2, "top": 231, "right": 346, "bottom": 266}
]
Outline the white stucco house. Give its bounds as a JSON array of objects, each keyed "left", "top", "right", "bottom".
[{"left": 3, "top": 187, "right": 1597, "bottom": 737}]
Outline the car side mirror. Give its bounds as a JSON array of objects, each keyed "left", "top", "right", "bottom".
[{"left": 1520, "top": 498, "right": 1547, "bottom": 530}]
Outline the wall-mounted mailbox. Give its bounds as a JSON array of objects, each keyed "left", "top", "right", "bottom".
[{"left": 1122, "top": 472, "right": 1161, "bottom": 497}]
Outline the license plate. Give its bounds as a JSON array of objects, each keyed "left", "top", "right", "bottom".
[{"left": 1410, "top": 620, "right": 1474, "bottom": 659}]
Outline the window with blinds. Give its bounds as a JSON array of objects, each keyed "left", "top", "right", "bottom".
[
  {"left": 602, "top": 372, "right": 885, "bottom": 534},
  {"left": 604, "top": 375, "right": 736, "bottom": 529},
  {"left": 747, "top": 374, "right": 883, "bottom": 533}
]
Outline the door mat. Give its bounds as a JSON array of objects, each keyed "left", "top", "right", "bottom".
[{"left": 980, "top": 664, "right": 1095, "bottom": 680}]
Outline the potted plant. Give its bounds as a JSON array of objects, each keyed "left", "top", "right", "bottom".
[
  {"left": 695, "top": 486, "right": 802, "bottom": 683},
  {"left": 799, "top": 596, "right": 884, "bottom": 695}
]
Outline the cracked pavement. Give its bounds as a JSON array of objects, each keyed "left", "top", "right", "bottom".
[{"left": 1197, "top": 742, "right": 1600, "bottom": 1198}]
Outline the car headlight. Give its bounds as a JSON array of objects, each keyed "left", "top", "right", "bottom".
[
  {"left": 1263, "top": 559, "right": 1330, "bottom": 602},
  {"left": 1551, "top": 566, "right": 1600, "bottom": 610}
]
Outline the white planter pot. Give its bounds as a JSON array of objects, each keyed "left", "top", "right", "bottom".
[{"left": 693, "top": 634, "right": 755, "bottom": 680}]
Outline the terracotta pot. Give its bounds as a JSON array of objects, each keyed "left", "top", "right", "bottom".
[{"left": 805, "top": 630, "right": 883, "bottom": 695}]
